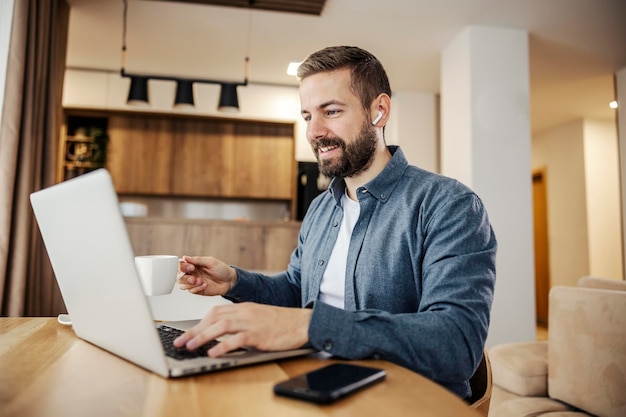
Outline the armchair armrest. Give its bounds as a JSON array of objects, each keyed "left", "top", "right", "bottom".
[{"left": 489, "top": 340, "right": 548, "bottom": 397}]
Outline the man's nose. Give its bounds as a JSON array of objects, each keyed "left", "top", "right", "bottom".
[{"left": 306, "top": 117, "right": 328, "bottom": 142}]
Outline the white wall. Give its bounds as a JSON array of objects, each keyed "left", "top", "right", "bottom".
[
  {"left": 532, "top": 120, "right": 589, "bottom": 287},
  {"left": 583, "top": 119, "right": 623, "bottom": 280},
  {"left": 386, "top": 91, "right": 438, "bottom": 172},
  {"left": 533, "top": 118, "right": 623, "bottom": 285},
  {"left": 617, "top": 68, "right": 626, "bottom": 272}
]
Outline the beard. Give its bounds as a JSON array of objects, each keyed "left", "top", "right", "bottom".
[{"left": 313, "top": 121, "right": 378, "bottom": 178}]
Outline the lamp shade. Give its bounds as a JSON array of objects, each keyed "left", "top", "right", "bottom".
[
  {"left": 174, "top": 80, "right": 194, "bottom": 108},
  {"left": 218, "top": 83, "right": 240, "bottom": 112},
  {"left": 127, "top": 76, "right": 149, "bottom": 106}
]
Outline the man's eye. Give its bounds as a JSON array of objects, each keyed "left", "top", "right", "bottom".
[{"left": 326, "top": 109, "right": 340, "bottom": 116}]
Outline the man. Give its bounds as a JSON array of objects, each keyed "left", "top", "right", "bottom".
[{"left": 174, "top": 46, "right": 497, "bottom": 400}]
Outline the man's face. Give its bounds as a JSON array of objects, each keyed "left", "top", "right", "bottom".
[{"left": 299, "top": 69, "right": 377, "bottom": 178}]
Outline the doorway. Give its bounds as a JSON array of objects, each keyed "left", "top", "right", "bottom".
[{"left": 532, "top": 170, "right": 550, "bottom": 326}]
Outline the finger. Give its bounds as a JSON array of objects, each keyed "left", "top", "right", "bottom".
[
  {"left": 184, "top": 324, "right": 228, "bottom": 351},
  {"left": 177, "top": 283, "right": 204, "bottom": 291},
  {"left": 185, "top": 256, "right": 209, "bottom": 268},
  {"left": 187, "top": 283, "right": 207, "bottom": 294},
  {"left": 174, "top": 308, "right": 229, "bottom": 349},
  {"left": 179, "top": 262, "right": 196, "bottom": 274},
  {"left": 173, "top": 320, "right": 215, "bottom": 348},
  {"left": 209, "top": 333, "right": 247, "bottom": 357},
  {"left": 177, "top": 275, "right": 200, "bottom": 288},
  {"left": 177, "top": 275, "right": 202, "bottom": 286},
  {"left": 173, "top": 331, "right": 193, "bottom": 347},
  {"left": 176, "top": 304, "right": 247, "bottom": 351}
]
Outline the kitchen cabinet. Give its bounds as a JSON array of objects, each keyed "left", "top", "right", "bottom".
[
  {"left": 107, "top": 115, "right": 175, "bottom": 194},
  {"left": 229, "top": 123, "right": 295, "bottom": 199},
  {"left": 170, "top": 118, "right": 235, "bottom": 196},
  {"left": 60, "top": 110, "right": 296, "bottom": 209},
  {"left": 105, "top": 113, "right": 295, "bottom": 200}
]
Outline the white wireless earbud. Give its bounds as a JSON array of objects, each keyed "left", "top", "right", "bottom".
[{"left": 372, "top": 111, "right": 383, "bottom": 125}]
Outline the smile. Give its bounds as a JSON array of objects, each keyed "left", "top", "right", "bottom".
[{"left": 319, "top": 145, "right": 340, "bottom": 153}]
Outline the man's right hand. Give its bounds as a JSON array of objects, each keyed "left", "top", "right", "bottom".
[{"left": 177, "top": 256, "right": 237, "bottom": 296}]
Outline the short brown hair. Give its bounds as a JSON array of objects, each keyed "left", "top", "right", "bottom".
[{"left": 297, "top": 46, "right": 392, "bottom": 110}]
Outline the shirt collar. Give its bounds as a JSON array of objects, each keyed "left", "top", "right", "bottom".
[{"left": 328, "top": 145, "right": 409, "bottom": 205}]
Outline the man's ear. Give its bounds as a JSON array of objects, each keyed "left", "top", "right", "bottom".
[{"left": 370, "top": 93, "right": 391, "bottom": 126}]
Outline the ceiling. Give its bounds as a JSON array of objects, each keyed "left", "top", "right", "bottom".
[{"left": 65, "top": 0, "right": 626, "bottom": 135}]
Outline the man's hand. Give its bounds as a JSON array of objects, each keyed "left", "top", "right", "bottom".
[
  {"left": 177, "top": 255, "right": 237, "bottom": 296},
  {"left": 173, "top": 303, "right": 312, "bottom": 356}
]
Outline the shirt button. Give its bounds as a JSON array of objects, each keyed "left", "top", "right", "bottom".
[
  {"left": 318, "top": 260, "right": 325, "bottom": 266},
  {"left": 380, "top": 193, "right": 386, "bottom": 199},
  {"left": 323, "top": 340, "right": 333, "bottom": 351},
  {"left": 373, "top": 352, "right": 382, "bottom": 360},
  {"left": 332, "top": 221, "right": 339, "bottom": 227}
]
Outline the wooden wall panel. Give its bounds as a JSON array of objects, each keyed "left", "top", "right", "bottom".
[
  {"left": 125, "top": 222, "right": 186, "bottom": 255},
  {"left": 107, "top": 115, "right": 175, "bottom": 194},
  {"left": 126, "top": 218, "right": 300, "bottom": 272},
  {"left": 233, "top": 123, "right": 294, "bottom": 200},
  {"left": 172, "top": 119, "right": 236, "bottom": 196}
]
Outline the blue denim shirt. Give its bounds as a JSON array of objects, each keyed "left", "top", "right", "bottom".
[{"left": 227, "top": 146, "right": 497, "bottom": 399}]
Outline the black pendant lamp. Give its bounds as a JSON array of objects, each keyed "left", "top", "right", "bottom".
[
  {"left": 174, "top": 80, "right": 195, "bottom": 108},
  {"left": 218, "top": 83, "right": 240, "bottom": 112},
  {"left": 127, "top": 75, "right": 149, "bottom": 106}
]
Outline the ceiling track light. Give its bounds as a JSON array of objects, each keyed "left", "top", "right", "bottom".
[
  {"left": 120, "top": 62, "right": 249, "bottom": 111},
  {"left": 120, "top": 0, "right": 251, "bottom": 112}
]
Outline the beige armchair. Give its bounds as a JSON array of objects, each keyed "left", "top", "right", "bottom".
[{"left": 488, "top": 277, "right": 626, "bottom": 417}]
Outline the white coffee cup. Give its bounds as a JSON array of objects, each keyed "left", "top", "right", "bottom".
[{"left": 134, "top": 255, "right": 180, "bottom": 296}]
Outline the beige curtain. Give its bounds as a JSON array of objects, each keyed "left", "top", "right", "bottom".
[{"left": 0, "top": 0, "right": 69, "bottom": 316}]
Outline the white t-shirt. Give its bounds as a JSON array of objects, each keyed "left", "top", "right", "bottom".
[{"left": 318, "top": 191, "right": 360, "bottom": 309}]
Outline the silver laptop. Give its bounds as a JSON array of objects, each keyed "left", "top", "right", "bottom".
[{"left": 30, "top": 169, "right": 314, "bottom": 377}]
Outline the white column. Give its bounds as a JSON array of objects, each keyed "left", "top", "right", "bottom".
[{"left": 441, "top": 26, "right": 535, "bottom": 346}]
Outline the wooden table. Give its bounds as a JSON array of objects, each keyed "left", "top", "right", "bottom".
[{"left": 0, "top": 318, "right": 481, "bottom": 417}]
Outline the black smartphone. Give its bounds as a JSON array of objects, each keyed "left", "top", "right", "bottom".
[{"left": 273, "top": 363, "right": 386, "bottom": 404}]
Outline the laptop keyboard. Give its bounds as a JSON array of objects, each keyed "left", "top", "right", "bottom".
[{"left": 158, "top": 325, "right": 221, "bottom": 360}]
